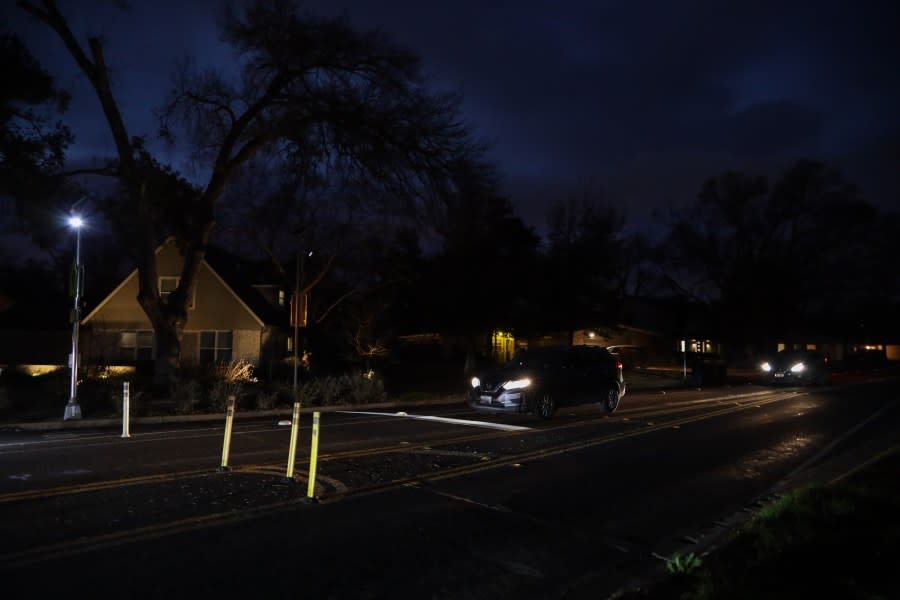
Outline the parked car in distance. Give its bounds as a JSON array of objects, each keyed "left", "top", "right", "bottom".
[
  {"left": 760, "top": 349, "right": 829, "bottom": 386},
  {"left": 607, "top": 344, "right": 647, "bottom": 370},
  {"left": 843, "top": 349, "right": 890, "bottom": 372},
  {"left": 468, "top": 345, "right": 626, "bottom": 419}
]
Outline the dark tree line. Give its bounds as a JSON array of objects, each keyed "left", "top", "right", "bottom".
[{"left": 659, "top": 160, "right": 900, "bottom": 353}]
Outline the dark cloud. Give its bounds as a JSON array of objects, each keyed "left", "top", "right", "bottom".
[
  {"left": 704, "top": 101, "right": 823, "bottom": 157},
  {"left": 5, "top": 0, "right": 899, "bottom": 236}
]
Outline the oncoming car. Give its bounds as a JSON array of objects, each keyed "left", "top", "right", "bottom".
[
  {"left": 760, "top": 349, "right": 830, "bottom": 386},
  {"left": 468, "top": 345, "right": 626, "bottom": 419}
]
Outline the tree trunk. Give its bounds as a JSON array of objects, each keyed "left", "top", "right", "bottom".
[
  {"left": 151, "top": 314, "right": 184, "bottom": 390},
  {"left": 135, "top": 230, "right": 212, "bottom": 390}
]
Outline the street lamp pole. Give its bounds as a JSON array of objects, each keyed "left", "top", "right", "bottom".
[
  {"left": 64, "top": 217, "right": 84, "bottom": 420},
  {"left": 291, "top": 248, "right": 311, "bottom": 397},
  {"left": 292, "top": 246, "right": 300, "bottom": 396}
]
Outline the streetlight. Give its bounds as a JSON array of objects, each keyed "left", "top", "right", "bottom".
[{"left": 64, "top": 215, "right": 85, "bottom": 420}]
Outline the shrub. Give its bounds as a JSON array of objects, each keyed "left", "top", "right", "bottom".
[
  {"left": 342, "top": 371, "right": 386, "bottom": 405},
  {"left": 123, "top": 388, "right": 149, "bottom": 417},
  {"left": 254, "top": 386, "right": 280, "bottom": 411},
  {"left": 209, "top": 379, "right": 242, "bottom": 412},
  {"left": 172, "top": 379, "right": 203, "bottom": 414},
  {"left": 297, "top": 371, "right": 386, "bottom": 407},
  {"left": 215, "top": 359, "right": 257, "bottom": 384}
]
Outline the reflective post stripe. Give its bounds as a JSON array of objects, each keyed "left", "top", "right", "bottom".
[
  {"left": 306, "top": 412, "right": 321, "bottom": 499},
  {"left": 285, "top": 402, "right": 301, "bottom": 479},
  {"left": 220, "top": 395, "right": 236, "bottom": 470}
]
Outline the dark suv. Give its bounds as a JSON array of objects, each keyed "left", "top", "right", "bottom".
[
  {"left": 761, "top": 349, "right": 830, "bottom": 386},
  {"left": 468, "top": 345, "right": 626, "bottom": 419}
]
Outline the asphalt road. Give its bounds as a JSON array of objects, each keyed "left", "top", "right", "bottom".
[{"left": 2, "top": 377, "right": 898, "bottom": 598}]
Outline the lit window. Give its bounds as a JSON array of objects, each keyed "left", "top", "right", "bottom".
[
  {"left": 159, "top": 277, "right": 178, "bottom": 299},
  {"left": 491, "top": 330, "right": 515, "bottom": 363},
  {"left": 199, "top": 331, "right": 232, "bottom": 363},
  {"left": 120, "top": 331, "right": 154, "bottom": 361},
  {"left": 159, "top": 276, "right": 195, "bottom": 308},
  {"left": 278, "top": 289, "right": 285, "bottom": 306}
]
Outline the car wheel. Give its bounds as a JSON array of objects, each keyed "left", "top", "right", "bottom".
[
  {"left": 603, "top": 387, "right": 620, "bottom": 414},
  {"left": 534, "top": 393, "right": 555, "bottom": 419}
]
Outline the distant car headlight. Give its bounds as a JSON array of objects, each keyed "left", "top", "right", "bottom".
[
  {"left": 761, "top": 362, "right": 772, "bottom": 372},
  {"left": 470, "top": 377, "right": 481, "bottom": 388},
  {"left": 502, "top": 378, "right": 531, "bottom": 390},
  {"left": 790, "top": 362, "right": 805, "bottom": 373}
]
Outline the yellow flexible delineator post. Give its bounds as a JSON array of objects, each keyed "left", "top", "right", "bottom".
[
  {"left": 306, "top": 411, "right": 321, "bottom": 501},
  {"left": 219, "top": 395, "right": 236, "bottom": 471},
  {"left": 285, "top": 402, "right": 301, "bottom": 479}
]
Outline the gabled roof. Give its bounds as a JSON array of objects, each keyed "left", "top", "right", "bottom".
[
  {"left": 82, "top": 238, "right": 287, "bottom": 327},
  {"left": 203, "top": 246, "right": 288, "bottom": 328}
]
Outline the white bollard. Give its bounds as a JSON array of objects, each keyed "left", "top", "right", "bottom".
[{"left": 121, "top": 381, "right": 131, "bottom": 438}]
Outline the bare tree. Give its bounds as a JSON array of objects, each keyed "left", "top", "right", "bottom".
[{"left": 18, "top": 0, "right": 489, "bottom": 386}]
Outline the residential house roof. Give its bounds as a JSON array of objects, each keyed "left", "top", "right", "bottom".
[{"left": 81, "top": 238, "right": 288, "bottom": 328}]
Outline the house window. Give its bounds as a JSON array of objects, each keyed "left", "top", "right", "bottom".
[
  {"left": 159, "top": 276, "right": 195, "bottom": 308},
  {"left": 491, "top": 330, "right": 516, "bottom": 363},
  {"left": 120, "top": 331, "right": 154, "bottom": 361},
  {"left": 278, "top": 289, "right": 285, "bottom": 306},
  {"left": 199, "top": 331, "right": 232, "bottom": 363}
]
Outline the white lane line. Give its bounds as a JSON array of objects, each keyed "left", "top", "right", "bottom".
[
  {"left": 783, "top": 399, "right": 899, "bottom": 481},
  {"left": 338, "top": 411, "right": 531, "bottom": 432}
]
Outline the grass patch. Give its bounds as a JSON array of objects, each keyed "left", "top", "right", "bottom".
[{"left": 637, "top": 449, "right": 900, "bottom": 599}]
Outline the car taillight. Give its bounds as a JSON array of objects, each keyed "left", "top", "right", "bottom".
[{"left": 616, "top": 360, "right": 622, "bottom": 370}]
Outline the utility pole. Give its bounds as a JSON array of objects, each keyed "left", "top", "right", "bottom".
[
  {"left": 64, "top": 216, "right": 84, "bottom": 420},
  {"left": 292, "top": 247, "right": 300, "bottom": 396},
  {"left": 291, "top": 247, "right": 312, "bottom": 398}
]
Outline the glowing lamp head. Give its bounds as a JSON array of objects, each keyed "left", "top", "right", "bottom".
[{"left": 68, "top": 216, "right": 84, "bottom": 229}]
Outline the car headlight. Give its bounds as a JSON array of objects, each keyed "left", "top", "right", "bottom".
[
  {"left": 470, "top": 377, "right": 481, "bottom": 388},
  {"left": 502, "top": 378, "right": 531, "bottom": 390},
  {"left": 761, "top": 362, "right": 772, "bottom": 372},
  {"left": 790, "top": 362, "right": 805, "bottom": 373}
]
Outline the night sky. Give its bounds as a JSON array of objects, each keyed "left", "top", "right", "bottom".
[{"left": 5, "top": 0, "right": 900, "bottom": 242}]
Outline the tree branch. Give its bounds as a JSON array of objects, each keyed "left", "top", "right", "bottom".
[
  {"left": 314, "top": 286, "right": 358, "bottom": 325},
  {"left": 19, "top": 1, "right": 134, "bottom": 174}
]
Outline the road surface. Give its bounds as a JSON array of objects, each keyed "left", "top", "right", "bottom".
[{"left": 2, "top": 377, "right": 898, "bottom": 598}]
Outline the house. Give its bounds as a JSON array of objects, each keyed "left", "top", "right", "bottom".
[{"left": 81, "top": 238, "right": 290, "bottom": 372}]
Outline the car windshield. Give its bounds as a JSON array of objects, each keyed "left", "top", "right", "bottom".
[
  {"left": 775, "top": 350, "right": 815, "bottom": 364},
  {"left": 508, "top": 347, "right": 567, "bottom": 368}
]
